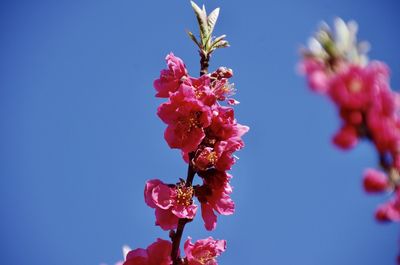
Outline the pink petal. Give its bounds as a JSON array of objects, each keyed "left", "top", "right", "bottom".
[
  {"left": 201, "top": 203, "right": 217, "bottom": 231},
  {"left": 144, "top": 179, "right": 163, "bottom": 208},
  {"left": 152, "top": 184, "right": 174, "bottom": 209},
  {"left": 172, "top": 204, "right": 198, "bottom": 219},
  {"left": 124, "top": 248, "right": 148, "bottom": 265},
  {"left": 155, "top": 208, "right": 179, "bottom": 231},
  {"left": 147, "top": 238, "right": 173, "bottom": 265}
]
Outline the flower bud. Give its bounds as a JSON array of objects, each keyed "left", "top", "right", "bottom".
[
  {"left": 332, "top": 125, "right": 358, "bottom": 150},
  {"left": 363, "top": 168, "right": 389, "bottom": 193}
]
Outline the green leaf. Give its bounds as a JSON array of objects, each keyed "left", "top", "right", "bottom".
[
  {"left": 212, "top": 40, "right": 230, "bottom": 49},
  {"left": 190, "top": 1, "right": 209, "bottom": 44},
  {"left": 210, "top": 35, "right": 228, "bottom": 50},
  {"left": 204, "top": 31, "right": 213, "bottom": 50},
  {"left": 207, "top": 8, "right": 220, "bottom": 35},
  {"left": 186, "top": 30, "right": 201, "bottom": 48},
  {"left": 212, "top": 34, "right": 226, "bottom": 45}
]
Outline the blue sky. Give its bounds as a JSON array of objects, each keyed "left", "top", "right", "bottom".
[{"left": 1, "top": 0, "right": 400, "bottom": 264}]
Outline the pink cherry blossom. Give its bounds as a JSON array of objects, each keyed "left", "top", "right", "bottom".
[
  {"left": 144, "top": 179, "right": 197, "bottom": 230},
  {"left": 192, "top": 146, "right": 216, "bottom": 171},
  {"left": 154, "top": 53, "right": 188, "bottom": 98},
  {"left": 363, "top": 168, "right": 389, "bottom": 193},
  {"left": 211, "top": 78, "right": 236, "bottom": 102},
  {"left": 157, "top": 85, "right": 212, "bottom": 153},
  {"left": 328, "top": 65, "right": 374, "bottom": 110},
  {"left": 124, "top": 238, "right": 172, "bottom": 265},
  {"left": 206, "top": 106, "right": 249, "bottom": 143},
  {"left": 328, "top": 62, "right": 390, "bottom": 111},
  {"left": 208, "top": 67, "right": 237, "bottom": 102},
  {"left": 196, "top": 170, "right": 234, "bottom": 231},
  {"left": 192, "top": 139, "right": 243, "bottom": 171},
  {"left": 185, "top": 75, "right": 217, "bottom": 106},
  {"left": 184, "top": 237, "right": 226, "bottom": 265},
  {"left": 181, "top": 106, "right": 248, "bottom": 167},
  {"left": 301, "top": 18, "right": 400, "bottom": 261}
]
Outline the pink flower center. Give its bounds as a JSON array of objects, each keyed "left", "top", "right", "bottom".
[
  {"left": 196, "top": 250, "right": 215, "bottom": 264},
  {"left": 349, "top": 79, "right": 363, "bottom": 93},
  {"left": 189, "top": 112, "right": 202, "bottom": 127},
  {"left": 176, "top": 184, "right": 194, "bottom": 206},
  {"left": 179, "top": 111, "right": 202, "bottom": 133}
]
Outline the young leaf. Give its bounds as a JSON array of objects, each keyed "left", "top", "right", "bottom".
[
  {"left": 212, "top": 40, "right": 230, "bottom": 49},
  {"left": 212, "top": 34, "right": 226, "bottom": 46},
  {"left": 186, "top": 30, "right": 201, "bottom": 48},
  {"left": 207, "top": 8, "right": 220, "bottom": 35},
  {"left": 203, "top": 31, "right": 213, "bottom": 50},
  {"left": 190, "top": 1, "right": 209, "bottom": 43}
]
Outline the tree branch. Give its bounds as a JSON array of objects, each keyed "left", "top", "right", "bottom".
[{"left": 170, "top": 55, "right": 210, "bottom": 264}]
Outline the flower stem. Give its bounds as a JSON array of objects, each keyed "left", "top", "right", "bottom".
[
  {"left": 170, "top": 54, "right": 210, "bottom": 264},
  {"left": 200, "top": 51, "right": 210, "bottom": 76}
]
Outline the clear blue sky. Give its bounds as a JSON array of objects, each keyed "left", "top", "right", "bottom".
[{"left": 1, "top": 0, "right": 400, "bottom": 264}]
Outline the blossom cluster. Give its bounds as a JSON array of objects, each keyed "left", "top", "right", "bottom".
[
  {"left": 121, "top": 51, "right": 247, "bottom": 265},
  {"left": 300, "top": 17, "right": 400, "bottom": 259},
  {"left": 152, "top": 53, "right": 248, "bottom": 231}
]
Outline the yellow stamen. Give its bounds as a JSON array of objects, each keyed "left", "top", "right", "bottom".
[
  {"left": 176, "top": 183, "right": 194, "bottom": 206},
  {"left": 207, "top": 151, "right": 218, "bottom": 164},
  {"left": 197, "top": 251, "right": 215, "bottom": 264}
]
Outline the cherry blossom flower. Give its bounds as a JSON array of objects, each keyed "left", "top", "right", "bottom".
[
  {"left": 145, "top": 179, "right": 197, "bottom": 230},
  {"left": 301, "top": 16, "right": 400, "bottom": 263},
  {"left": 184, "top": 237, "right": 226, "bottom": 265},
  {"left": 185, "top": 75, "right": 217, "bottom": 106},
  {"left": 192, "top": 139, "right": 243, "bottom": 171},
  {"left": 209, "top": 67, "right": 236, "bottom": 103},
  {"left": 206, "top": 106, "right": 249, "bottom": 143},
  {"left": 363, "top": 168, "right": 389, "bottom": 193},
  {"left": 157, "top": 85, "right": 212, "bottom": 153},
  {"left": 154, "top": 53, "right": 188, "bottom": 98},
  {"left": 329, "top": 65, "right": 376, "bottom": 110}
]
